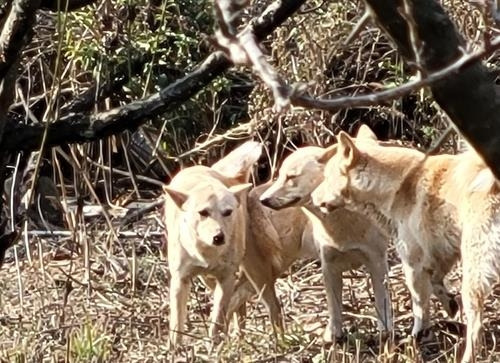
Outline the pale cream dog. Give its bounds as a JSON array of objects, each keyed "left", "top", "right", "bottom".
[
  {"left": 164, "top": 141, "right": 260, "bottom": 347},
  {"left": 312, "top": 125, "right": 499, "bottom": 362}
]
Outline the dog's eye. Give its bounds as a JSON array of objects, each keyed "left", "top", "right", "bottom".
[
  {"left": 285, "top": 174, "right": 296, "bottom": 184},
  {"left": 199, "top": 209, "right": 209, "bottom": 217},
  {"left": 221, "top": 209, "right": 232, "bottom": 217}
]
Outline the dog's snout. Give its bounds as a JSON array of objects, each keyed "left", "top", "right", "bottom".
[
  {"left": 260, "top": 196, "right": 271, "bottom": 207},
  {"left": 320, "top": 202, "right": 335, "bottom": 213},
  {"left": 212, "top": 231, "right": 225, "bottom": 246}
]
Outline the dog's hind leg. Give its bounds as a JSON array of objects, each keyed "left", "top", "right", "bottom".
[
  {"left": 248, "top": 275, "right": 284, "bottom": 334},
  {"left": 227, "top": 275, "right": 255, "bottom": 332},
  {"left": 169, "top": 275, "right": 191, "bottom": 348},
  {"left": 242, "top": 245, "right": 284, "bottom": 332},
  {"left": 461, "top": 272, "right": 485, "bottom": 363},
  {"left": 431, "top": 270, "right": 459, "bottom": 317},
  {"left": 460, "top": 240, "right": 494, "bottom": 363}
]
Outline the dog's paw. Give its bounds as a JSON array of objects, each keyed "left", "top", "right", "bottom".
[{"left": 322, "top": 326, "right": 346, "bottom": 345}]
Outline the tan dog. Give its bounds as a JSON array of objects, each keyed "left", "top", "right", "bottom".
[
  {"left": 312, "top": 125, "right": 499, "bottom": 362},
  {"left": 164, "top": 141, "right": 260, "bottom": 347},
  {"left": 236, "top": 146, "right": 393, "bottom": 341}
]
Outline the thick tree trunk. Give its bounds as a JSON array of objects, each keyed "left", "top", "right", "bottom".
[{"left": 366, "top": 0, "right": 500, "bottom": 178}]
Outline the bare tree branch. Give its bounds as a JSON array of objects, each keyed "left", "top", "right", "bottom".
[
  {"left": 214, "top": 0, "right": 290, "bottom": 110},
  {"left": 365, "top": 0, "right": 500, "bottom": 179},
  {"left": 0, "top": 0, "right": 41, "bottom": 82},
  {"left": 0, "top": 0, "right": 307, "bottom": 152},
  {"left": 60, "top": 53, "right": 155, "bottom": 114},
  {"left": 290, "top": 35, "right": 500, "bottom": 111}
]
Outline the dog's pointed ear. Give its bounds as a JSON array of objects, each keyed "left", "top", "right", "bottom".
[
  {"left": 355, "top": 124, "right": 378, "bottom": 141},
  {"left": 317, "top": 144, "right": 337, "bottom": 164},
  {"left": 229, "top": 183, "right": 253, "bottom": 204},
  {"left": 338, "top": 131, "right": 358, "bottom": 172},
  {"left": 164, "top": 186, "right": 189, "bottom": 209}
]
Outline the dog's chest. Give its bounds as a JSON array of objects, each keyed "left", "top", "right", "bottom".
[{"left": 396, "top": 205, "right": 461, "bottom": 270}]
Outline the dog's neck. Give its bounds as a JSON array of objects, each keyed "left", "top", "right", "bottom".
[
  {"left": 348, "top": 202, "right": 397, "bottom": 238},
  {"left": 349, "top": 146, "right": 425, "bottom": 235}
]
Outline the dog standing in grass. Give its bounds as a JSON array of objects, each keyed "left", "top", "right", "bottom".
[
  {"left": 233, "top": 145, "right": 394, "bottom": 341},
  {"left": 312, "top": 125, "right": 500, "bottom": 362},
  {"left": 163, "top": 142, "right": 260, "bottom": 348}
]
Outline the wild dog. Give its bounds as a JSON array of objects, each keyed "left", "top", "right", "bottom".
[
  {"left": 164, "top": 141, "right": 260, "bottom": 348},
  {"left": 235, "top": 146, "right": 394, "bottom": 341},
  {"left": 311, "top": 125, "right": 500, "bottom": 362}
]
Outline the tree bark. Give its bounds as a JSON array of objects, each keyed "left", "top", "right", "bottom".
[
  {"left": 366, "top": 0, "right": 500, "bottom": 178},
  {"left": 0, "top": 0, "right": 41, "bottom": 81},
  {"left": 40, "top": 0, "right": 94, "bottom": 11}
]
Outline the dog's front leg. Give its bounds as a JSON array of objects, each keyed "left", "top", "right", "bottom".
[
  {"left": 365, "top": 256, "right": 393, "bottom": 334},
  {"left": 401, "top": 260, "right": 432, "bottom": 336},
  {"left": 320, "top": 248, "right": 344, "bottom": 342},
  {"left": 169, "top": 274, "right": 191, "bottom": 349},
  {"left": 396, "top": 237, "right": 432, "bottom": 336},
  {"left": 210, "top": 273, "right": 236, "bottom": 342}
]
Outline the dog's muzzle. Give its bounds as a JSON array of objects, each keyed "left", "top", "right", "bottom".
[
  {"left": 260, "top": 196, "right": 300, "bottom": 210},
  {"left": 259, "top": 196, "right": 274, "bottom": 208},
  {"left": 212, "top": 231, "right": 225, "bottom": 246}
]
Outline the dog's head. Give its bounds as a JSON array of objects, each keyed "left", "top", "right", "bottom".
[
  {"left": 312, "top": 124, "right": 379, "bottom": 213},
  {"left": 259, "top": 145, "right": 337, "bottom": 210},
  {"left": 164, "top": 182, "right": 251, "bottom": 247}
]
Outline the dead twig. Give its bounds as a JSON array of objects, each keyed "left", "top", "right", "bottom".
[{"left": 214, "top": 0, "right": 290, "bottom": 111}]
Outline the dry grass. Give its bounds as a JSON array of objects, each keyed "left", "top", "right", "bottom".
[{"left": 0, "top": 210, "right": 499, "bottom": 362}]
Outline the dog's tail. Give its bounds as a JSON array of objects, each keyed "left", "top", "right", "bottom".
[{"left": 212, "top": 141, "right": 262, "bottom": 183}]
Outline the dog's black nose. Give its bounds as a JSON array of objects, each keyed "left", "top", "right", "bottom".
[
  {"left": 212, "top": 231, "right": 225, "bottom": 246},
  {"left": 260, "top": 197, "right": 271, "bottom": 207},
  {"left": 320, "top": 202, "right": 333, "bottom": 212}
]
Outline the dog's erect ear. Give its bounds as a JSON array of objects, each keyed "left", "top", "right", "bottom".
[
  {"left": 164, "top": 186, "right": 189, "bottom": 209},
  {"left": 229, "top": 183, "right": 253, "bottom": 204},
  {"left": 355, "top": 124, "right": 378, "bottom": 141},
  {"left": 338, "top": 131, "right": 358, "bottom": 172},
  {"left": 317, "top": 144, "right": 338, "bottom": 164}
]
